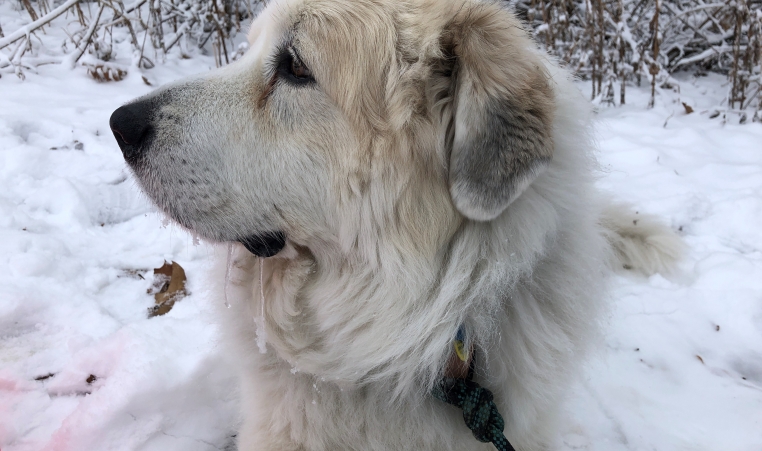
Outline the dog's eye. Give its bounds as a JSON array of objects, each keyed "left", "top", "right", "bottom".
[
  {"left": 277, "top": 47, "right": 315, "bottom": 85},
  {"left": 291, "top": 57, "right": 312, "bottom": 80}
]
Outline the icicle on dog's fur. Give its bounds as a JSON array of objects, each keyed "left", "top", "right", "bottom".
[
  {"left": 223, "top": 243, "right": 234, "bottom": 308},
  {"left": 254, "top": 257, "right": 267, "bottom": 354}
]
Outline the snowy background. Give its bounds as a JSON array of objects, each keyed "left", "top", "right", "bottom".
[{"left": 1, "top": 3, "right": 762, "bottom": 451}]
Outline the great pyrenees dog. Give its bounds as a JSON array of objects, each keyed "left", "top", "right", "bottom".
[{"left": 110, "top": 0, "right": 683, "bottom": 449}]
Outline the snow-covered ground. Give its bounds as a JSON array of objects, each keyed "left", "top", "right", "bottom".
[{"left": 1, "top": 7, "right": 761, "bottom": 451}]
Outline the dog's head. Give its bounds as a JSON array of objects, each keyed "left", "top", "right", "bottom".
[{"left": 110, "top": 0, "right": 554, "bottom": 262}]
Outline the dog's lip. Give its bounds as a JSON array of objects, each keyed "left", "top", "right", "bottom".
[
  {"left": 148, "top": 204, "right": 286, "bottom": 258},
  {"left": 239, "top": 231, "right": 287, "bottom": 257}
]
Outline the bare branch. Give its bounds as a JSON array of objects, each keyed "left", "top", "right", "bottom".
[
  {"left": 66, "top": 3, "right": 107, "bottom": 67},
  {"left": 0, "top": 0, "right": 81, "bottom": 51}
]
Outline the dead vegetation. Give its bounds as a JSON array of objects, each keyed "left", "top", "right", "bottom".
[
  {"left": 0, "top": 0, "right": 260, "bottom": 80},
  {"left": 511, "top": 0, "right": 761, "bottom": 121},
  {"left": 0, "top": 0, "right": 759, "bottom": 120},
  {"left": 84, "top": 61, "right": 128, "bottom": 81}
]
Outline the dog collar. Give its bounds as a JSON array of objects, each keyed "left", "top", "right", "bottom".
[{"left": 432, "top": 326, "right": 516, "bottom": 451}]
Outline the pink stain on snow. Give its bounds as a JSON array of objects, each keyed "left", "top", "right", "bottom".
[
  {"left": 40, "top": 424, "right": 74, "bottom": 451},
  {"left": 0, "top": 378, "right": 19, "bottom": 392},
  {"left": 0, "top": 371, "right": 35, "bottom": 392},
  {"left": 0, "top": 372, "right": 35, "bottom": 449},
  {"left": 39, "top": 334, "right": 131, "bottom": 451}
]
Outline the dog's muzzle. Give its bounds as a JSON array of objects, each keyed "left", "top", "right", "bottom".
[{"left": 110, "top": 100, "right": 288, "bottom": 258}]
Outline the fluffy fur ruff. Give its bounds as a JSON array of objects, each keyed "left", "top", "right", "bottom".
[{"left": 211, "top": 63, "right": 680, "bottom": 451}]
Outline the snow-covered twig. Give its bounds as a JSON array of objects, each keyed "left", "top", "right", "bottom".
[
  {"left": 65, "top": 3, "right": 106, "bottom": 67},
  {"left": 0, "top": 0, "right": 81, "bottom": 51},
  {"left": 674, "top": 44, "right": 738, "bottom": 67},
  {"left": 164, "top": 18, "right": 195, "bottom": 52},
  {"left": 124, "top": 0, "right": 148, "bottom": 15}
]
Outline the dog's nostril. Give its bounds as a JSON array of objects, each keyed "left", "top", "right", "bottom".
[
  {"left": 110, "top": 100, "right": 154, "bottom": 162},
  {"left": 112, "top": 128, "right": 128, "bottom": 144}
]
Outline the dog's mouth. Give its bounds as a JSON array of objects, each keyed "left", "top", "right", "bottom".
[{"left": 239, "top": 231, "right": 287, "bottom": 257}]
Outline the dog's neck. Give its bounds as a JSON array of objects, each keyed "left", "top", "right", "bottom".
[{"left": 223, "top": 194, "right": 553, "bottom": 399}]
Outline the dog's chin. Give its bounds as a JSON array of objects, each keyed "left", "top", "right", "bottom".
[
  {"left": 160, "top": 211, "right": 287, "bottom": 258},
  {"left": 238, "top": 231, "right": 287, "bottom": 258}
]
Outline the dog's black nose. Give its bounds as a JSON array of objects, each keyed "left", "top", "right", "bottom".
[{"left": 110, "top": 101, "right": 153, "bottom": 163}]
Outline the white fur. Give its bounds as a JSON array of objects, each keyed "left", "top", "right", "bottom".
[
  {"left": 210, "top": 58, "right": 678, "bottom": 451},
  {"left": 117, "top": 0, "right": 684, "bottom": 449},
  {"left": 601, "top": 202, "right": 686, "bottom": 275}
]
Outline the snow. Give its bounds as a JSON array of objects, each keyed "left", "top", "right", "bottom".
[
  {"left": 1, "top": 9, "right": 761, "bottom": 451},
  {"left": 1, "top": 4, "right": 240, "bottom": 449},
  {"left": 0, "top": 57, "right": 240, "bottom": 449}
]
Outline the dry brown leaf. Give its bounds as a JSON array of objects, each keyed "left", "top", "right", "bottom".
[
  {"left": 682, "top": 102, "right": 694, "bottom": 114},
  {"left": 148, "top": 261, "right": 187, "bottom": 317}
]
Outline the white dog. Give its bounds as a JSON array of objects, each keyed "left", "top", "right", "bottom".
[{"left": 110, "top": 0, "right": 683, "bottom": 449}]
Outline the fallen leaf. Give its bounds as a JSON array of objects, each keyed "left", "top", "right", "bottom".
[
  {"left": 148, "top": 261, "right": 187, "bottom": 317},
  {"left": 682, "top": 102, "right": 694, "bottom": 114}
]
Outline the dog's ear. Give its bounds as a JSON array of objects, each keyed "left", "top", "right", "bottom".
[{"left": 439, "top": 3, "right": 555, "bottom": 221}]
